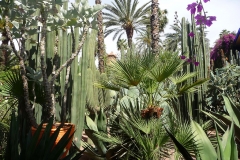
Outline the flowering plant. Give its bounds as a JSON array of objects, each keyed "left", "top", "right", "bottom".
[
  {"left": 183, "top": 0, "right": 216, "bottom": 67},
  {"left": 210, "top": 33, "right": 236, "bottom": 60},
  {"left": 187, "top": 0, "right": 216, "bottom": 27},
  {"left": 180, "top": 55, "right": 200, "bottom": 66}
]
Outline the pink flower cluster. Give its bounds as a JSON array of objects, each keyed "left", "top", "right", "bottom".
[
  {"left": 210, "top": 33, "right": 236, "bottom": 60},
  {"left": 180, "top": 55, "right": 200, "bottom": 66},
  {"left": 187, "top": 0, "right": 216, "bottom": 27}
]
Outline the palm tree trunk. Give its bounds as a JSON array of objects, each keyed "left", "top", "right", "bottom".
[
  {"left": 126, "top": 28, "right": 133, "bottom": 48},
  {"left": 96, "top": 0, "right": 105, "bottom": 73},
  {"left": 0, "top": 29, "right": 10, "bottom": 69},
  {"left": 151, "top": 0, "right": 160, "bottom": 54}
]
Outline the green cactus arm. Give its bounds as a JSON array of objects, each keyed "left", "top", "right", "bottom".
[{"left": 50, "top": 25, "right": 89, "bottom": 85}]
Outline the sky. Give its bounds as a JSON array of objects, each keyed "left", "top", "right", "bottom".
[{"left": 87, "top": 0, "right": 240, "bottom": 54}]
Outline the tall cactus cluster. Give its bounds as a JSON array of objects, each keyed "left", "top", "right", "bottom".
[
  {"left": 26, "top": 26, "right": 109, "bottom": 147},
  {"left": 180, "top": 16, "right": 210, "bottom": 122},
  {"left": 2, "top": 0, "right": 106, "bottom": 148}
]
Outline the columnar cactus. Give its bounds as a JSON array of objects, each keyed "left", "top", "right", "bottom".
[
  {"left": 3, "top": 0, "right": 104, "bottom": 149},
  {"left": 181, "top": 16, "right": 210, "bottom": 121}
]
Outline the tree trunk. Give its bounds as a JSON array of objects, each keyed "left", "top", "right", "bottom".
[
  {"left": 151, "top": 0, "right": 160, "bottom": 54},
  {"left": 96, "top": 0, "right": 105, "bottom": 73},
  {"left": 40, "top": 10, "right": 54, "bottom": 122},
  {"left": 126, "top": 28, "right": 133, "bottom": 48},
  {"left": 0, "top": 29, "right": 10, "bottom": 69},
  {"left": 5, "top": 17, "right": 38, "bottom": 128}
]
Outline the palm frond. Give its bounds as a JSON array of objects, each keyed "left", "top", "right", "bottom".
[
  {"left": 149, "top": 55, "right": 183, "bottom": 83},
  {"left": 178, "top": 78, "right": 209, "bottom": 94},
  {"left": 170, "top": 72, "right": 198, "bottom": 84},
  {"left": 103, "top": 0, "right": 150, "bottom": 43}
]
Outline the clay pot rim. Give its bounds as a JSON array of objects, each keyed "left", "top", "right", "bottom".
[{"left": 31, "top": 123, "right": 75, "bottom": 131}]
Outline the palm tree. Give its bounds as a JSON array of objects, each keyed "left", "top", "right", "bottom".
[
  {"left": 96, "top": 0, "right": 105, "bottom": 73},
  {"left": 117, "top": 39, "right": 127, "bottom": 51},
  {"left": 164, "top": 24, "right": 182, "bottom": 52},
  {"left": 136, "top": 8, "right": 168, "bottom": 53},
  {"left": 151, "top": 0, "right": 160, "bottom": 54},
  {"left": 141, "top": 8, "right": 168, "bottom": 33},
  {"left": 219, "top": 29, "right": 230, "bottom": 37},
  {"left": 103, "top": 0, "right": 150, "bottom": 47}
]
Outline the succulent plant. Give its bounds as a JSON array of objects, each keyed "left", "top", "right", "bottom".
[{"left": 205, "top": 65, "right": 240, "bottom": 113}]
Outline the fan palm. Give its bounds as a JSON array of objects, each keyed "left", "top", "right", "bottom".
[
  {"left": 0, "top": 69, "right": 44, "bottom": 125},
  {"left": 97, "top": 51, "right": 208, "bottom": 112},
  {"left": 92, "top": 99, "right": 200, "bottom": 160},
  {"left": 103, "top": 0, "right": 150, "bottom": 47}
]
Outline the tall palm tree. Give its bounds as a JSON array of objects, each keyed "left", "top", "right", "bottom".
[
  {"left": 136, "top": 8, "right": 168, "bottom": 53},
  {"left": 151, "top": 0, "right": 160, "bottom": 54},
  {"left": 164, "top": 24, "right": 182, "bottom": 52},
  {"left": 103, "top": 0, "right": 150, "bottom": 47},
  {"left": 96, "top": 0, "right": 105, "bottom": 73},
  {"left": 141, "top": 8, "right": 168, "bottom": 33}
]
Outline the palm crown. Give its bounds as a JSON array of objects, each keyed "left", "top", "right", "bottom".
[{"left": 103, "top": 0, "right": 150, "bottom": 47}]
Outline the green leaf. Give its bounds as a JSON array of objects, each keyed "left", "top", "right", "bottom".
[
  {"left": 12, "top": 21, "right": 19, "bottom": 29},
  {"left": 86, "top": 115, "right": 98, "bottom": 132},
  {"left": 191, "top": 120, "right": 217, "bottom": 160},
  {"left": 221, "top": 123, "right": 238, "bottom": 160},
  {"left": 66, "top": 18, "right": 77, "bottom": 26},
  {"left": 222, "top": 95, "right": 240, "bottom": 127},
  {"left": 165, "top": 127, "right": 193, "bottom": 160},
  {"left": 202, "top": 110, "right": 227, "bottom": 132},
  {"left": 203, "top": 110, "right": 240, "bottom": 142},
  {"left": 215, "top": 123, "right": 224, "bottom": 160}
]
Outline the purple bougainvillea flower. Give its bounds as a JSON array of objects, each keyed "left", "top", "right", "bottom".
[
  {"left": 205, "top": 19, "right": 213, "bottom": 27},
  {"left": 180, "top": 55, "right": 186, "bottom": 59},
  {"left": 186, "top": 59, "right": 192, "bottom": 63},
  {"left": 203, "top": 0, "right": 210, "bottom": 3},
  {"left": 195, "top": 14, "right": 205, "bottom": 25},
  {"left": 197, "top": 4, "right": 203, "bottom": 12},
  {"left": 188, "top": 32, "right": 195, "bottom": 37},
  {"left": 195, "top": 14, "right": 216, "bottom": 27},
  {"left": 209, "top": 16, "right": 216, "bottom": 21},
  {"left": 187, "top": 2, "right": 198, "bottom": 14},
  {"left": 210, "top": 33, "right": 236, "bottom": 60},
  {"left": 194, "top": 62, "right": 200, "bottom": 66},
  {"left": 195, "top": 14, "right": 203, "bottom": 20}
]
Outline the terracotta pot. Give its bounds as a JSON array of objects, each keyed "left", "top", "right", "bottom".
[{"left": 31, "top": 123, "right": 75, "bottom": 158}]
